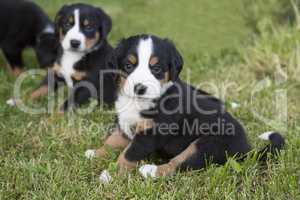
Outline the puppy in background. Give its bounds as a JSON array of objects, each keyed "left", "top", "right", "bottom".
[
  {"left": 0, "top": 0, "right": 57, "bottom": 76},
  {"left": 30, "top": 4, "right": 117, "bottom": 112}
]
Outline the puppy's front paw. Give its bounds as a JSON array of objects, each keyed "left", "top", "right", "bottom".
[
  {"left": 6, "top": 98, "right": 17, "bottom": 107},
  {"left": 99, "top": 170, "right": 112, "bottom": 184},
  {"left": 85, "top": 149, "right": 96, "bottom": 159},
  {"left": 139, "top": 164, "right": 158, "bottom": 178},
  {"left": 231, "top": 101, "right": 240, "bottom": 110}
]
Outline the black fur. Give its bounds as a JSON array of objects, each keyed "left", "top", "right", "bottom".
[
  {"left": 114, "top": 35, "right": 285, "bottom": 172},
  {"left": 38, "top": 3, "right": 116, "bottom": 112},
  {"left": 0, "top": 0, "right": 57, "bottom": 71}
]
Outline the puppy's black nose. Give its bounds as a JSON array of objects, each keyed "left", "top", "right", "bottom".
[
  {"left": 70, "top": 39, "right": 81, "bottom": 49},
  {"left": 134, "top": 83, "right": 147, "bottom": 95}
]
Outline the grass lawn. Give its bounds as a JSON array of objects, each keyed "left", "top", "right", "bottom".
[{"left": 1, "top": 0, "right": 300, "bottom": 199}]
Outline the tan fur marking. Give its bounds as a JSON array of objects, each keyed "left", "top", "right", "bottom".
[
  {"left": 52, "top": 63, "right": 61, "bottom": 77},
  {"left": 83, "top": 19, "right": 89, "bottom": 26},
  {"left": 5, "top": 64, "right": 22, "bottom": 76},
  {"left": 135, "top": 119, "right": 154, "bottom": 133},
  {"left": 71, "top": 71, "right": 87, "bottom": 81},
  {"left": 85, "top": 31, "right": 100, "bottom": 49},
  {"left": 30, "top": 85, "right": 49, "bottom": 100},
  {"left": 118, "top": 76, "right": 127, "bottom": 91},
  {"left": 69, "top": 16, "right": 74, "bottom": 24},
  {"left": 53, "top": 63, "right": 60, "bottom": 71},
  {"left": 128, "top": 54, "right": 137, "bottom": 65},
  {"left": 7, "top": 65, "right": 23, "bottom": 77},
  {"left": 155, "top": 141, "right": 197, "bottom": 177},
  {"left": 149, "top": 56, "right": 159, "bottom": 66},
  {"left": 160, "top": 71, "right": 170, "bottom": 85},
  {"left": 5, "top": 64, "right": 11, "bottom": 70},
  {"left": 116, "top": 145, "right": 137, "bottom": 174},
  {"left": 94, "top": 129, "right": 130, "bottom": 158},
  {"left": 53, "top": 62, "right": 86, "bottom": 81}
]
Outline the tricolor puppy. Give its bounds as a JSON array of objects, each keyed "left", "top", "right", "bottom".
[
  {"left": 0, "top": 0, "right": 57, "bottom": 76},
  {"left": 30, "top": 4, "right": 117, "bottom": 112},
  {"left": 85, "top": 35, "right": 285, "bottom": 182}
]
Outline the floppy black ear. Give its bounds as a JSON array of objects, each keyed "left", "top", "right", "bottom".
[
  {"left": 113, "top": 38, "right": 126, "bottom": 62},
  {"left": 54, "top": 5, "right": 68, "bottom": 38},
  {"left": 107, "top": 38, "right": 126, "bottom": 81},
  {"left": 96, "top": 7, "right": 112, "bottom": 39},
  {"left": 107, "top": 51, "right": 118, "bottom": 70},
  {"left": 165, "top": 39, "right": 184, "bottom": 81},
  {"left": 105, "top": 52, "right": 118, "bottom": 82}
]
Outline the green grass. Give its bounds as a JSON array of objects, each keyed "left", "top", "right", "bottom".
[{"left": 1, "top": 0, "right": 300, "bottom": 199}]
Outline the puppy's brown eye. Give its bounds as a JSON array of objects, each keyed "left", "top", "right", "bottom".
[{"left": 124, "top": 63, "right": 135, "bottom": 73}]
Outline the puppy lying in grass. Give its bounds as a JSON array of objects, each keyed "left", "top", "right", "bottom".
[{"left": 85, "top": 34, "right": 284, "bottom": 183}]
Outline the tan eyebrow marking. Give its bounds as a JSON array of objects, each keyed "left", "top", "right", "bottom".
[
  {"left": 68, "top": 16, "right": 74, "bottom": 24},
  {"left": 149, "top": 56, "right": 159, "bottom": 66},
  {"left": 83, "top": 19, "right": 89, "bottom": 26},
  {"left": 128, "top": 54, "right": 137, "bottom": 65}
]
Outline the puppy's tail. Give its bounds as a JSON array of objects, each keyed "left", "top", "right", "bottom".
[{"left": 256, "top": 131, "right": 285, "bottom": 161}]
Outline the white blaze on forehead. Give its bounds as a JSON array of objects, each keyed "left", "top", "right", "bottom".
[
  {"left": 73, "top": 9, "right": 80, "bottom": 31},
  {"left": 137, "top": 37, "right": 153, "bottom": 68}
]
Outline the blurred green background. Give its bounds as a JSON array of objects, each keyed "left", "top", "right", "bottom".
[
  {"left": 1, "top": 1, "right": 300, "bottom": 199},
  {"left": 36, "top": 0, "right": 250, "bottom": 59}
]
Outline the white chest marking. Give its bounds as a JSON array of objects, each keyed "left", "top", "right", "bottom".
[
  {"left": 115, "top": 95, "right": 154, "bottom": 139},
  {"left": 59, "top": 51, "right": 84, "bottom": 88}
]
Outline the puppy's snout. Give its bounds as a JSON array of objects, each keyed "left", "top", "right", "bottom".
[
  {"left": 70, "top": 39, "right": 81, "bottom": 49},
  {"left": 134, "top": 83, "right": 147, "bottom": 95}
]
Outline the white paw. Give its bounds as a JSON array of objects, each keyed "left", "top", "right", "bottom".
[
  {"left": 258, "top": 131, "right": 274, "bottom": 141},
  {"left": 231, "top": 102, "right": 240, "bottom": 110},
  {"left": 6, "top": 98, "right": 17, "bottom": 107},
  {"left": 139, "top": 164, "right": 158, "bottom": 178},
  {"left": 85, "top": 149, "right": 96, "bottom": 159},
  {"left": 99, "top": 170, "right": 112, "bottom": 184}
]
